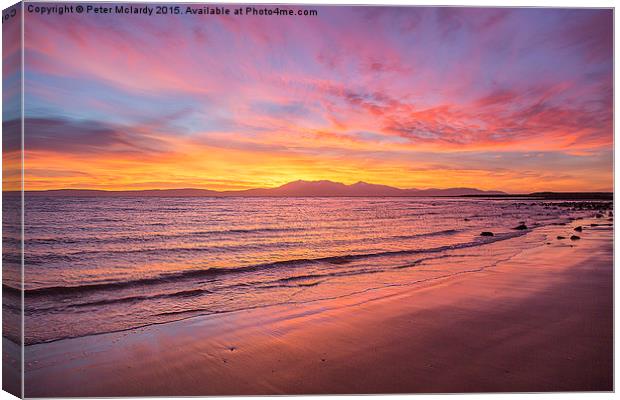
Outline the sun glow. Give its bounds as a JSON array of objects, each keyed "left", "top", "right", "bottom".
[{"left": 4, "top": 8, "right": 611, "bottom": 193}]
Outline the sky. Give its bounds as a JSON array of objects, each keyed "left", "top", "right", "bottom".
[{"left": 4, "top": 5, "right": 613, "bottom": 192}]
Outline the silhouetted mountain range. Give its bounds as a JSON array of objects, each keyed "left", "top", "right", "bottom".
[{"left": 22, "top": 180, "right": 507, "bottom": 197}]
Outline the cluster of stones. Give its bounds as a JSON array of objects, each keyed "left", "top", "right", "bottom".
[{"left": 478, "top": 201, "right": 613, "bottom": 240}]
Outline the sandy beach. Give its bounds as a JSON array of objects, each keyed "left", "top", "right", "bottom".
[{"left": 23, "top": 218, "right": 612, "bottom": 396}]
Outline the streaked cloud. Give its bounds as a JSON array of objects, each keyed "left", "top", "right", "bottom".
[{"left": 12, "top": 6, "right": 613, "bottom": 192}]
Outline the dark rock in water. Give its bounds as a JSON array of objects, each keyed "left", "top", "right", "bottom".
[
  {"left": 464, "top": 218, "right": 470, "bottom": 221},
  {"left": 596, "top": 213, "right": 603, "bottom": 218},
  {"left": 591, "top": 223, "right": 599, "bottom": 227},
  {"left": 513, "top": 223, "right": 528, "bottom": 230},
  {"left": 609, "top": 211, "right": 613, "bottom": 217},
  {"left": 574, "top": 226, "right": 582, "bottom": 232},
  {"left": 570, "top": 235, "right": 581, "bottom": 240},
  {"left": 609, "top": 218, "right": 613, "bottom": 221},
  {"left": 557, "top": 236, "right": 566, "bottom": 240},
  {"left": 480, "top": 231, "right": 494, "bottom": 237}
]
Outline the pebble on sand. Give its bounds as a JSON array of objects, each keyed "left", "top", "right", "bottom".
[
  {"left": 513, "top": 224, "right": 528, "bottom": 230},
  {"left": 570, "top": 235, "right": 581, "bottom": 240},
  {"left": 574, "top": 226, "right": 583, "bottom": 232},
  {"left": 480, "top": 231, "right": 494, "bottom": 237}
]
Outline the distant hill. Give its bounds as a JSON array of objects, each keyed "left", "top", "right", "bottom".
[
  {"left": 19, "top": 180, "right": 507, "bottom": 197},
  {"left": 19, "top": 188, "right": 222, "bottom": 197},
  {"left": 463, "top": 191, "right": 613, "bottom": 200},
  {"left": 230, "top": 180, "right": 506, "bottom": 197}
]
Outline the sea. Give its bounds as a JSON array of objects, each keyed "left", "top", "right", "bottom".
[{"left": 1, "top": 196, "right": 602, "bottom": 345}]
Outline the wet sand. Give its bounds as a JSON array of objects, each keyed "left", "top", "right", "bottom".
[{"left": 25, "top": 220, "right": 613, "bottom": 396}]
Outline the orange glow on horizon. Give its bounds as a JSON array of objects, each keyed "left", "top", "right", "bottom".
[{"left": 6, "top": 8, "right": 612, "bottom": 194}]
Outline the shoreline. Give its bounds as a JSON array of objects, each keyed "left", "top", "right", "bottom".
[{"left": 24, "top": 219, "right": 613, "bottom": 396}]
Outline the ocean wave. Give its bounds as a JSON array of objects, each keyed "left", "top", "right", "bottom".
[
  {"left": 389, "top": 229, "right": 459, "bottom": 240},
  {"left": 24, "top": 228, "right": 463, "bottom": 263},
  {"left": 24, "top": 226, "right": 306, "bottom": 247},
  {"left": 26, "top": 288, "right": 211, "bottom": 312},
  {"left": 19, "top": 230, "right": 525, "bottom": 298}
]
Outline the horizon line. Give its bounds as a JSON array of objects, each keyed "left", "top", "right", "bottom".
[
  {"left": 8, "top": 179, "right": 507, "bottom": 193},
  {"left": 2, "top": 177, "right": 613, "bottom": 196},
  {"left": 5, "top": 183, "right": 613, "bottom": 196}
]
